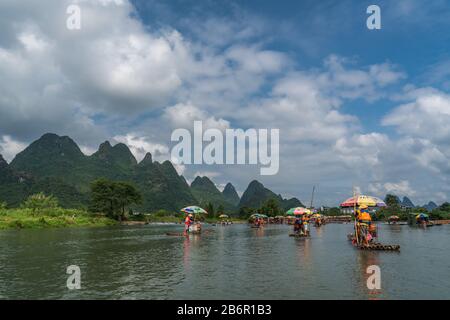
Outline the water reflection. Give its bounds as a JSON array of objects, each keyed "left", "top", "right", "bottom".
[
  {"left": 355, "top": 252, "right": 382, "bottom": 300},
  {"left": 294, "top": 238, "right": 313, "bottom": 270},
  {"left": 0, "top": 224, "right": 449, "bottom": 299}
]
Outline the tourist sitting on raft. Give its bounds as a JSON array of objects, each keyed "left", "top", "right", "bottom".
[
  {"left": 183, "top": 214, "right": 202, "bottom": 235},
  {"left": 302, "top": 214, "right": 311, "bottom": 236},
  {"left": 184, "top": 213, "right": 193, "bottom": 235},
  {"left": 293, "top": 216, "right": 303, "bottom": 234},
  {"left": 416, "top": 213, "right": 429, "bottom": 227},
  {"left": 354, "top": 205, "right": 374, "bottom": 245},
  {"left": 315, "top": 215, "right": 323, "bottom": 227}
]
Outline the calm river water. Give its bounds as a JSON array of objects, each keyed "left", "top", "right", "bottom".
[{"left": 0, "top": 223, "right": 449, "bottom": 299}]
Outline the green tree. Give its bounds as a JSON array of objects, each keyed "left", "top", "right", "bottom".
[
  {"left": 89, "top": 178, "right": 116, "bottom": 216},
  {"left": 89, "top": 179, "right": 142, "bottom": 221},
  {"left": 384, "top": 194, "right": 400, "bottom": 207},
  {"left": 415, "top": 207, "right": 429, "bottom": 213},
  {"left": 239, "top": 206, "right": 255, "bottom": 218},
  {"left": 216, "top": 204, "right": 225, "bottom": 216},
  {"left": 0, "top": 201, "right": 6, "bottom": 210},
  {"left": 439, "top": 202, "right": 450, "bottom": 212},
  {"left": 22, "top": 193, "right": 59, "bottom": 212},
  {"left": 205, "top": 202, "right": 215, "bottom": 218},
  {"left": 260, "top": 198, "right": 280, "bottom": 217},
  {"left": 114, "top": 181, "right": 142, "bottom": 220},
  {"left": 324, "top": 207, "right": 342, "bottom": 216}
]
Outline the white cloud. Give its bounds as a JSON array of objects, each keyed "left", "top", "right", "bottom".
[
  {"left": 193, "top": 171, "right": 222, "bottom": 179},
  {"left": 0, "top": 135, "right": 27, "bottom": 162},
  {"left": 383, "top": 89, "right": 450, "bottom": 143},
  {"left": 368, "top": 180, "right": 416, "bottom": 198},
  {"left": 163, "top": 102, "right": 230, "bottom": 131},
  {"left": 113, "top": 134, "right": 169, "bottom": 162},
  {"left": 0, "top": 0, "right": 448, "bottom": 207}
]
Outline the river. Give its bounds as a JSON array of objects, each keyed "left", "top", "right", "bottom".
[{"left": 0, "top": 223, "right": 449, "bottom": 299}]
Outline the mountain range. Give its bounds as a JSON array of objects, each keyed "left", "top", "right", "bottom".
[
  {"left": 0, "top": 133, "right": 304, "bottom": 214},
  {"left": 401, "top": 196, "right": 415, "bottom": 208},
  {"left": 390, "top": 195, "right": 437, "bottom": 212}
]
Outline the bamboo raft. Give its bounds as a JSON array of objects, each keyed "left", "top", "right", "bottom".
[
  {"left": 166, "top": 229, "right": 214, "bottom": 237},
  {"left": 289, "top": 233, "right": 309, "bottom": 238},
  {"left": 357, "top": 243, "right": 400, "bottom": 251},
  {"left": 347, "top": 234, "right": 400, "bottom": 251}
]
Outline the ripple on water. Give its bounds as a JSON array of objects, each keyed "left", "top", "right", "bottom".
[{"left": 0, "top": 223, "right": 449, "bottom": 299}]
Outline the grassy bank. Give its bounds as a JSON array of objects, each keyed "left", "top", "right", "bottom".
[
  {"left": 0, "top": 208, "right": 117, "bottom": 230},
  {"left": 126, "top": 212, "right": 247, "bottom": 224}
]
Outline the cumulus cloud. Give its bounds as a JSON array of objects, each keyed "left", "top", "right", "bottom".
[
  {"left": 113, "top": 134, "right": 169, "bottom": 162},
  {"left": 0, "top": 0, "right": 449, "bottom": 206},
  {"left": 0, "top": 136, "right": 27, "bottom": 162},
  {"left": 163, "top": 102, "right": 230, "bottom": 131},
  {"left": 381, "top": 88, "right": 450, "bottom": 179},
  {"left": 368, "top": 180, "right": 416, "bottom": 198},
  {"left": 383, "top": 89, "right": 450, "bottom": 143}
]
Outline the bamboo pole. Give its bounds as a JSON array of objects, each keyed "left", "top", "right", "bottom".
[{"left": 353, "top": 186, "right": 360, "bottom": 246}]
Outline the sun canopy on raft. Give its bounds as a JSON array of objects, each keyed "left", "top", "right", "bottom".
[
  {"left": 286, "top": 207, "right": 311, "bottom": 216},
  {"left": 340, "top": 195, "right": 386, "bottom": 208},
  {"left": 180, "top": 206, "right": 208, "bottom": 215}
]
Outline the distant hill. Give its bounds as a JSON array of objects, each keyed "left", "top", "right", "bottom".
[
  {"left": 1, "top": 133, "right": 304, "bottom": 214},
  {"left": 1, "top": 152, "right": 86, "bottom": 208},
  {"left": 222, "top": 183, "right": 240, "bottom": 206},
  {"left": 133, "top": 154, "right": 197, "bottom": 212},
  {"left": 422, "top": 201, "right": 438, "bottom": 212},
  {"left": 0, "top": 154, "right": 32, "bottom": 206},
  {"left": 4, "top": 133, "right": 196, "bottom": 211},
  {"left": 239, "top": 180, "right": 304, "bottom": 211},
  {"left": 401, "top": 196, "right": 415, "bottom": 208},
  {"left": 190, "top": 177, "right": 236, "bottom": 213}
]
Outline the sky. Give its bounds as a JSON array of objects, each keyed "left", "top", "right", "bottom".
[{"left": 1, "top": 0, "right": 450, "bottom": 206}]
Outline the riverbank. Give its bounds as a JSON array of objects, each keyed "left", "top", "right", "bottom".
[
  {"left": 0, "top": 208, "right": 117, "bottom": 230},
  {"left": 124, "top": 215, "right": 247, "bottom": 225},
  {"left": 0, "top": 208, "right": 249, "bottom": 230}
]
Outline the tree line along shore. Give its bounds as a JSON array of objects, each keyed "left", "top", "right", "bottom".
[{"left": 2, "top": 177, "right": 450, "bottom": 230}]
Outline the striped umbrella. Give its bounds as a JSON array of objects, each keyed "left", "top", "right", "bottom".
[
  {"left": 340, "top": 195, "right": 386, "bottom": 208},
  {"left": 180, "top": 206, "right": 208, "bottom": 215},
  {"left": 286, "top": 207, "right": 311, "bottom": 216}
]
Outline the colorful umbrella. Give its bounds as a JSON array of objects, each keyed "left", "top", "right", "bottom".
[
  {"left": 340, "top": 195, "right": 386, "bottom": 208},
  {"left": 286, "top": 207, "right": 311, "bottom": 216},
  {"left": 180, "top": 206, "right": 208, "bottom": 215},
  {"left": 388, "top": 215, "right": 400, "bottom": 220},
  {"left": 286, "top": 208, "right": 296, "bottom": 216},
  {"left": 250, "top": 213, "right": 268, "bottom": 219},
  {"left": 416, "top": 213, "right": 429, "bottom": 219},
  {"left": 219, "top": 214, "right": 229, "bottom": 218}
]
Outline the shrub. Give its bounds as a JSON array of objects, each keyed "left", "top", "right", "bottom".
[
  {"left": 22, "top": 193, "right": 59, "bottom": 213},
  {"left": 430, "top": 210, "right": 450, "bottom": 220}
]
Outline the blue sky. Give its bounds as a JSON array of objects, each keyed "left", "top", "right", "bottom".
[
  {"left": 1, "top": 0, "right": 450, "bottom": 206},
  {"left": 130, "top": 0, "right": 450, "bottom": 130}
]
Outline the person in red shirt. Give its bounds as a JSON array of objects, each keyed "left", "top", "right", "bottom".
[{"left": 184, "top": 214, "right": 193, "bottom": 235}]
